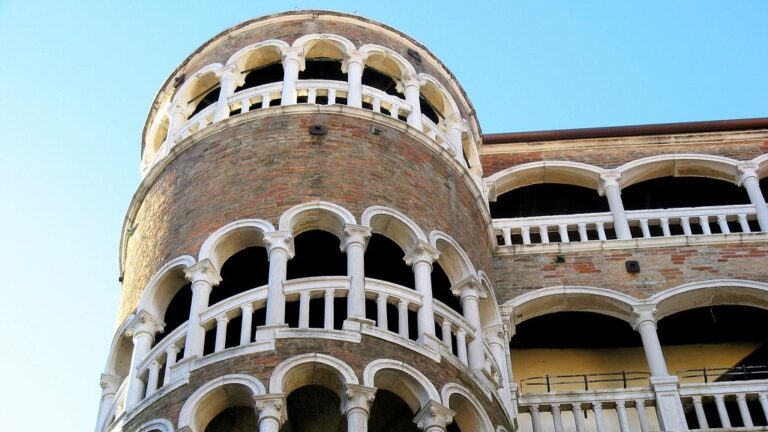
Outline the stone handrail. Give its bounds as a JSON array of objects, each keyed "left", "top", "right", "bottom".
[
  {"left": 361, "top": 85, "right": 412, "bottom": 119},
  {"left": 135, "top": 324, "right": 187, "bottom": 401},
  {"left": 227, "top": 81, "right": 283, "bottom": 113},
  {"left": 175, "top": 104, "right": 217, "bottom": 143},
  {"left": 494, "top": 203, "right": 761, "bottom": 246},
  {"left": 295, "top": 79, "right": 350, "bottom": 105},
  {"left": 421, "top": 115, "right": 452, "bottom": 153}
]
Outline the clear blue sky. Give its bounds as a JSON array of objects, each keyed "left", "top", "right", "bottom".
[{"left": 0, "top": 1, "right": 765, "bottom": 430}]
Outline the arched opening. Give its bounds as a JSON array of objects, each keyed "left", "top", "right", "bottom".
[
  {"left": 189, "top": 87, "right": 221, "bottom": 117},
  {"left": 159, "top": 282, "right": 191, "bottom": 342},
  {"left": 447, "top": 393, "right": 486, "bottom": 432},
  {"left": 145, "top": 115, "right": 169, "bottom": 162},
  {"left": 280, "top": 385, "right": 343, "bottom": 432},
  {"left": 365, "top": 233, "right": 413, "bottom": 288},
  {"left": 622, "top": 176, "right": 750, "bottom": 210},
  {"left": 510, "top": 312, "right": 646, "bottom": 393},
  {"left": 287, "top": 230, "right": 346, "bottom": 279},
  {"left": 205, "top": 406, "right": 257, "bottom": 431},
  {"left": 368, "top": 389, "right": 420, "bottom": 432},
  {"left": 145, "top": 267, "right": 193, "bottom": 346},
  {"left": 658, "top": 306, "right": 768, "bottom": 429},
  {"left": 490, "top": 183, "right": 609, "bottom": 219},
  {"left": 419, "top": 82, "right": 445, "bottom": 125},
  {"left": 192, "top": 383, "right": 258, "bottom": 432},
  {"left": 233, "top": 45, "right": 284, "bottom": 91},
  {"left": 431, "top": 262, "right": 461, "bottom": 314}
]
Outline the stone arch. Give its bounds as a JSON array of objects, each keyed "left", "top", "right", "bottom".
[
  {"left": 177, "top": 374, "right": 266, "bottom": 432},
  {"left": 171, "top": 63, "right": 224, "bottom": 115},
  {"left": 649, "top": 279, "right": 768, "bottom": 321},
  {"left": 361, "top": 206, "right": 428, "bottom": 252},
  {"left": 506, "top": 286, "right": 639, "bottom": 325},
  {"left": 278, "top": 201, "right": 356, "bottom": 240},
  {"left": 441, "top": 383, "right": 494, "bottom": 432},
  {"left": 225, "top": 39, "right": 290, "bottom": 72},
  {"left": 477, "top": 271, "right": 503, "bottom": 328},
  {"left": 363, "top": 359, "right": 441, "bottom": 413},
  {"left": 484, "top": 161, "right": 604, "bottom": 201},
  {"left": 269, "top": 353, "right": 358, "bottom": 397},
  {"left": 418, "top": 73, "right": 460, "bottom": 122},
  {"left": 198, "top": 219, "right": 275, "bottom": 272},
  {"left": 358, "top": 44, "right": 415, "bottom": 80},
  {"left": 428, "top": 230, "right": 476, "bottom": 285},
  {"left": 136, "top": 255, "right": 196, "bottom": 321},
  {"left": 292, "top": 33, "right": 356, "bottom": 63},
  {"left": 461, "top": 118, "right": 482, "bottom": 174},
  {"left": 102, "top": 314, "right": 136, "bottom": 380},
  {"left": 137, "top": 418, "right": 174, "bottom": 432},
  {"left": 751, "top": 153, "right": 768, "bottom": 179},
  {"left": 617, "top": 154, "right": 741, "bottom": 189}
]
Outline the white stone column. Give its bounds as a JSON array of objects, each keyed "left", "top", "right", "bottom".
[
  {"left": 455, "top": 328, "right": 468, "bottom": 366},
  {"left": 342, "top": 224, "right": 372, "bottom": 322},
  {"left": 144, "top": 361, "right": 161, "bottom": 397},
  {"left": 405, "top": 241, "right": 440, "bottom": 343},
  {"left": 572, "top": 404, "right": 587, "bottom": 432},
  {"left": 441, "top": 319, "right": 453, "bottom": 351},
  {"left": 592, "top": 402, "right": 607, "bottom": 432},
  {"left": 413, "top": 400, "right": 456, "bottom": 432},
  {"left": 163, "top": 345, "right": 180, "bottom": 385},
  {"left": 280, "top": 47, "right": 304, "bottom": 105},
  {"left": 376, "top": 293, "right": 388, "bottom": 330},
  {"left": 341, "top": 384, "right": 377, "bottom": 432},
  {"left": 95, "top": 374, "right": 121, "bottom": 431},
  {"left": 183, "top": 259, "right": 221, "bottom": 359},
  {"left": 528, "top": 405, "right": 542, "bottom": 432},
  {"left": 736, "top": 393, "right": 753, "bottom": 427},
  {"left": 240, "top": 304, "right": 253, "bottom": 345},
  {"left": 214, "top": 314, "right": 229, "bottom": 352},
  {"left": 254, "top": 394, "right": 286, "bottom": 432},
  {"left": 759, "top": 393, "right": 768, "bottom": 424},
  {"left": 615, "top": 400, "right": 630, "bottom": 432},
  {"left": 631, "top": 306, "right": 669, "bottom": 377},
  {"left": 324, "top": 289, "right": 335, "bottom": 330},
  {"left": 298, "top": 291, "right": 311, "bottom": 328},
  {"left": 125, "top": 311, "right": 164, "bottom": 410},
  {"left": 550, "top": 405, "right": 564, "bottom": 432},
  {"left": 739, "top": 163, "right": 768, "bottom": 231},
  {"left": 164, "top": 103, "right": 187, "bottom": 149},
  {"left": 344, "top": 50, "right": 365, "bottom": 108},
  {"left": 714, "top": 394, "right": 731, "bottom": 428},
  {"left": 398, "top": 299, "right": 410, "bottom": 339},
  {"left": 599, "top": 172, "right": 632, "bottom": 240},
  {"left": 445, "top": 113, "right": 465, "bottom": 161},
  {"left": 402, "top": 73, "right": 424, "bottom": 130},
  {"left": 263, "top": 231, "right": 294, "bottom": 326},
  {"left": 635, "top": 399, "right": 650, "bottom": 432},
  {"left": 453, "top": 277, "right": 486, "bottom": 372},
  {"left": 692, "top": 396, "right": 709, "bottom": 429},
  {"left": 213, "top": 64, "right": 241, "bottom": 122}
]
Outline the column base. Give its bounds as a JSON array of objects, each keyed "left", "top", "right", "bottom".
[
  {"left": 255, "top": 323, "right": 290, "bottom": 342},
  {"left": 343, "top": 317, "right": 376, "bottom": 332},
  {"left": 650, "top": 375, "right": 688, "bottom": 431}
]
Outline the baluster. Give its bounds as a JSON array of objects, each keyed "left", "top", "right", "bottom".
[
  {"left": 635, "top": 400, "right": 650, "bottom": 432},
  {"left": 389, "top": 103, "right": 399, "bottom": 119},
  {"left": 324, "top": 289, "right": 335, "bottom": 330},
  {"left": 539, "top": 225, "right": 550, "bottom": 244},
  {"left": 550, "top": 405, "right": 564, "bottom": 432},
  {"left": 571, "top": 404, "right": 586, "bottom": 432},
  {"left": 738, "top": 214, "right": 752, "bottom": 233},
  {"left": 577, "top": 223, "right": 588, "bottom": 242},
  {"left": 240, "top": 98, "right": 251, "bottom": 113},
  {"left": 592, "top": 402, "right": 607, "bottom": 432},
  {"left": 639, "top": 219, "right": 651, "bottom": 238},
  {"left": 692, "top": 396, "right": 709, "bottom": 429},
  {"left": 328, "top": 89, "right": 337, "bottom": 105},
  {"left": 456, "top": 329, "right": 468, "bottom": 366},
  {"left": 214, "top": 315, "right": 229, "bottom": 352},
  {"left": 240, "top": 304, "right": 253, "bottom": 345},
  {"left": 376, "top": 293, "right": 388, "bottom": 330},
  {"left": 502, "top": 228, "right": 512, "bottom": 246},
  {"left": 145, "top": 360, "right": 161, "bottom": 397},
  {"left": 680, "top": 216, "right": 693, "bottom": 236},
  {"left": 372, "top": 97, "right": 381, "bottom": 113},
  {"left": 699, "top": 215, "right": 712, "bottom": 235},
  {"left": 261, "top": 93, "right": 272, "bottom": 108},
  {"left": 558, "top": 224, "right": 569, "bottom": 243},
  {"left": 596, "top": 222, "right": 607, "bottom": 241},
  {"left": 714, "top": 394, "right": 731, "bottom": 428},
  {"left": 521, "top": 226, "right": 532, "bottom": 245},
  {"left": 298, "top": 291, "right": 311, "bottom": 328},
  {"left": 615, "top": 400, "right": 631, "bottom": 432},
  {"left": 163, "top": 345, "right": 180, "bottom": 386},
  {"left": 717, "top": 214, "right": 731, "bottom": 234},
  {"left": 759, "top": 394, "right": 768, "bottom": 425},
  {"left": 655, "top": 218, "right": 670, "bottom": 237},
  {"left": 736, "top": 393, "right": 753, "bottom": 427},
  {"left": 308, "top": 88, "right": 317, "bottom": 104},
  {"left": 528, "top": 405, "right": 542, "bottom": 432},
  {"left": 441, "top": 319, "right": 453, "bottom": 351},
  {"left": 397, "top": 299, "right": 409, "bottom": 338}
]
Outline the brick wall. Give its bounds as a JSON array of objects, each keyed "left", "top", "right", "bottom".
[{"left": 494, "top": 241, "right": 768, "bottom": 303}]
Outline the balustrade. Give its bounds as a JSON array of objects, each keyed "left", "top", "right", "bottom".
[
  {"left": 134, "top": 325, "right": 187, "bottom": 402},
  {"left": 679, "top": 381, "right": 768, "bottom": 430}
]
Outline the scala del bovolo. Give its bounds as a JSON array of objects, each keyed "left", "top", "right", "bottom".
[{"left": 96, "top": 10, "right": 768, "bottom": 432}]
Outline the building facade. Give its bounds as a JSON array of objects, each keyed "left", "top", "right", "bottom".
[{"left": 96, "top": 10, "right": 768, "bottom": 432}]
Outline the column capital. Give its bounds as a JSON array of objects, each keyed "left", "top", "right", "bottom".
[
  {"left": 281, "top": 47, "right": 305, "bottom": 68},
  {"left": 216, "top": 63, "right": 241, "bottom": 79},
  {"left": 253, "top": 393, "right": 287, "bottom": 425},
  {"left": 263, "top": 230, "right": 295, "bottom": 259},
  {"left": 340, "top": 384, "right": 377, "bottom": 414},
  {"left": 340, "top": 224, "right": 372, "bottom": 252},
  {"left": 184, "top": 259, "right": 222, "bottom": 286},
  {"left": 413, "top": 400, "right": 456, "bottom": 431},
  {"left": 342, "top": 49, "right": 367, "bottom": 71},
  {"left": 127, "top": 310, "right": 165, "bottom": 338},
  {"left": 398, "top": 72, "right": 425, "bottom": 93},
  {"left": 450, "top": 275, "right": 487, "bottom": 300},
  {"left": 99, "top": 373, "right": 122, "bottom": 394},
  {"left": 598, "top": 171, "right": 622, "bottom": 196},
  {"left": 483, "top": 323, "right": 507, "bottom": 345},
  {"left": 737, "top": 162, "right": 760, "bottom": 185},
  {"left": 404, "top": 241, "right": 440, "bottom": 266},
  {"left": 631, "top": 305, "right": 658, "bottom": 330}
]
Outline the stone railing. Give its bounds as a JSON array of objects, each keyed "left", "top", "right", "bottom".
[
  {"left": 494, "top": 204, "right": 761, "bottom": 246},
  {"left": 518, "top": 387, "right": 658, "bottom": 432},
  {"left": 175, "top": 104, "right": 217, "bottom": 143},
  {"left": 361, "top": 85, "right": 412, "bottom": 119},
  {"left": 135, "top": 324, "right": 187, "bottom": 400},
  {"left": 295, "top": 79, "right": 350, "bottom": 106},
  {"left": 433, "top": 300, "right": 475, "bottom": 367},
  {"left": 679, "top": 380, "right": 768, "bottom": 430},
  {"left": 226, "top": 81, "right": 283, "bottom": 115}
]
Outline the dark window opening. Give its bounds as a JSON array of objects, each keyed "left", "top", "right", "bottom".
[
  {"left": 419, "top": 94, "right": 440, "bottom": 124},
  {"left": 362, "top": 67, "right": 403, "bottom": 97},
  {"left": 658, "top": 306, "right": 768, "bottom": 346},
  {"left": 490, "top": 183, "right": 609, "bottom": 218},
  {"left": 432, "top": 262, "right": 462, "bottom": 314},
  {"left": 190, "top": 87, "right": 221, "bottom": 117},
  {"left": 280, "top": 385, "right": 343, "bottom": 432},
  {"left": 157, "top": 283, "right": 192, "bottom": 343},
  {"left": 209, "top": 246, "right": 269, "bottom": 306},
  {"left": 622, "top": 177, "right": 750, "bottom": 210},
  {"left": 365, "top": 234, "right": 414, "bottom": 288},
  {"left": 287, "top": 230, "right": 347, "bottom": 279},
  {"left": 205, "top": 406, "right": 257, "bottom": 432},
  {"left": 298, "top": 58, "right": 347, "bottom": 82},
  {"left": 510, "top": 312, "right": 641, "bottom": 349},
  {"left": 235, "top": 62, "right": 284, "bottom": 92}
]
